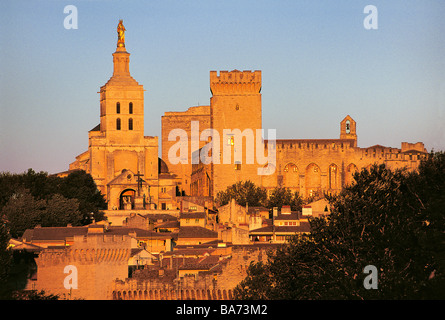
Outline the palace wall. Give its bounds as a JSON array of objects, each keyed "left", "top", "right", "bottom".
[
  {"left": 111, "top": 245, "right": 276, "bottom": 300},
  {"left": 33, "top": 234, "right": 131, "bottom": 300}
]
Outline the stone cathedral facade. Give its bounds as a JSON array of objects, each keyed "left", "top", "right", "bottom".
[{"left": 66, "top": 27, "right": 177, "bottom": 213}]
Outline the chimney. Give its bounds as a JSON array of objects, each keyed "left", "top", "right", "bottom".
[
  {"left": 273, "top": 207, "right": 278, "bottom": 217},
  {"left": 281, "top": 205, "right": 291, "bottom": 214}
]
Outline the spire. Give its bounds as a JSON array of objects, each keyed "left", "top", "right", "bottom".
[
  {"left": 112, "top": 20, "right": 130, "bottom": 77},
  {"left": 105, "top": 20, "right": 139, "bottom": 84}
]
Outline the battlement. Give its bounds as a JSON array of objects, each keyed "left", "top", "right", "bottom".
[
  {"left": 210, "top": 70, "right": 261, "bottom": 95},
  {"left": 272, "top": 139, "right": 355, "bottom": 151},
  {"left": 35, "top": 235, "right": 132, "bottom": 267},
  {"left": 401, "top": 142, "right": 426, "bottom": 153}
]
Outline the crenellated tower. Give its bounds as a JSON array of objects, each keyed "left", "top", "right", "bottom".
[
  {"left": 209, "top": 70, "right": 263, "bottom": 197},
  {"left": 34, "top": 234, "right": 132, "bottom": 300}
]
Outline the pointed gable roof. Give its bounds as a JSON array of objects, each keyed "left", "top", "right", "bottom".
[{"left": 107, "top": 169, "right": 143, "bottom": 186}]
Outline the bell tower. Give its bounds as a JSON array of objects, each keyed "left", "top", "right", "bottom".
[
  {"left": 85, "top": 20, "right": 160, "bottom": 209},
  {"left": 98, "top": 20, "right": 145, "bottom": 146},
  {"left": 340, "top": 115, "right": 357, "bottom": 147}
]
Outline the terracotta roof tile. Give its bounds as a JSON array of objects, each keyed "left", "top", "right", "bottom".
[{"left": 178, "top": 226, "right": 218, "bottom": 239}]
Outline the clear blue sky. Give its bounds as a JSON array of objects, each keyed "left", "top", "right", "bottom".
[{"left": 1, "top": 0, "right": 444, "bottom": 174}]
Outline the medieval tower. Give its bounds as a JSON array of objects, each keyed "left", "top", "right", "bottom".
[{"left": 66, "top": 21, "right": 176, "bottom": 213}]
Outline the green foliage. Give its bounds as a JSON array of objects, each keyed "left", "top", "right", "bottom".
[
  {"left": 215, "top": 180, "right": 267, "bottom": 207},
  {"left": 232, "top": 261, "right": 273, "bottom": 300},
  {"left": 234, "top": 152, "right": 445, "bottom": 299},
  {"left": 266, "top": 187, "right": 303, "bottom": 212},
  {"left": 0, "top": 169, "right": 107, "bottom": 238},
  {"left": 10, "top": 290, "right": 60, "bottom": 300},
  {"left": 0, "top": 217, "right": 13, "bottom": 299},
  {"left": 1, "top": 189, "right": 84, "bottom": 238},
  {"left": 57, "top": 170, "right": 107, "bottom": 223},
  {"left": 216, "top": 181, "right": 305, "bottom": 212}
]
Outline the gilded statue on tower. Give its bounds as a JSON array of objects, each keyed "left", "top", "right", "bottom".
[{"left": 117, "top": 20, "right": 126, "bottom": 47}]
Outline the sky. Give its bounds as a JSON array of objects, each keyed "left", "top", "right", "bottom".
[{"left": 1, "top": 0, "right": 444, "bottom": 174}]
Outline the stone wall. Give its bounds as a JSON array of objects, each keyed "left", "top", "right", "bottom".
[
  {"left": 161, "top": 105, "right": 211, "bottom": 196},
  {"left": 111, "top": 244, "right": 277, "bottom": 300},
  {"left": 33, "top": 234, "right": 131, "bottom": 300}
]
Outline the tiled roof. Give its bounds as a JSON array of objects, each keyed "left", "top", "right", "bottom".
[
  {"left": 107, "top": 227, "right": 172, "bottom": 239},
  {"left": 178, "top": 226, "right": 218, "bottom": 239},
  {"left": 155, "top": 221, "right": 180, "bottom": 229},
  {"left": 131, "top": 248, "right": 144, "bottom": 256},
  {"left": 274, "top": 213, "right": 301, "bottom": 220},
  {"left": 179, "top": 255, "right": 223, "bottom": 271},
  {"left": 21, "top": 225, "right": 173, "bottom": 242},
  {"left": 21, "top": 227, "right": 87, "bottom": 241}
]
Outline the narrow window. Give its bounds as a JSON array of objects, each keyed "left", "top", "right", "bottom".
[
  {"left": 129, "top": 102, "right": 133, "bottom": 114},
  {"left": 116, "top": 102, "right": 120, "bottom": 114},
  {"left": 116, "top": 118, "right": 121, "bottom": 130},
  {"left": 129, "top": 118, "right": 133, "bottom": 130}
]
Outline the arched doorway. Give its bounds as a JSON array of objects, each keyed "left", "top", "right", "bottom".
[{"left": 120, "top": 189, "right": 136, "bottom": 210}]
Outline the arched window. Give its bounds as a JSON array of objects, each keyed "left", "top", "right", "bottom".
[
  {"left": 345, "top": 120, "right": 350, "bottom": 133},
  {"left": 116, "top": 118, "right": 121, "bottom": 130},
  {"left": 128, "top": 118, "right": 133, "bottom": 130},
  {"left": 116, "top": 102, "right": 120, "bottom": 114},
  {"left": 129, "top": 102, "right": 133, "bottom": 114}
]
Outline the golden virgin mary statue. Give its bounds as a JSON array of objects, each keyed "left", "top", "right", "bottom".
[{"left": 117, "top": 20, "right": 126, "bottom": 47}]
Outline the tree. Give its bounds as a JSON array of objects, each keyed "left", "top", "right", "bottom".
[
  {"left": 41, "top": 194, "right": 83, "bottom": 228},
  {"left": 1, "top": 189, "right": 83, "bottom": 238},
  {"left": 267, "top": 187, "right": 304, "bottom": 212},
  {"left": 0, "top": 216, "right": 12, "bottom": 299},
  {"left": 11, "top": 290, "right": 60, "bottom": 300},
  {"left": 57, "top": 170, "right": 106, "bottom": 223},
  {"left": 0, "top": 169, "right": 107, "bottom": 228},
  {"left": 215, "top": 180, "right": 267, "bottom": 207},
  {"left": 234, "top": 153, "right": 445, "bottom": 299},
  {"left": 1, "top": 189, "right": 46, "bottom": 239}
]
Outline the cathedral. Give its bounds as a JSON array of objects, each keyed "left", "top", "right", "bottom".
[
  {"left": 64, "top": 21, "right": 427, "bottom": 218},
  {"left": 66, "top": 20, "right": 177, "bottom": 215}
]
